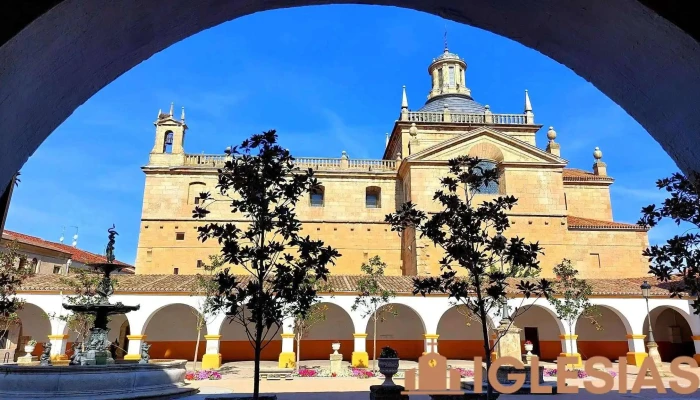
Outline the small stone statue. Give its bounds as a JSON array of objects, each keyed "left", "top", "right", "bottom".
[
  {"left": 69, "top": 342, "right": 86, "bottom": 365},
  {"left": 40, "top": 342, "right": 52, "bottom": 366},
  {"left": 139, "top": 342, "right": 151, "bottom": 364}
]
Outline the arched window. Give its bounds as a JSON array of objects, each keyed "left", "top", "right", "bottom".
[
  {"left": 366, "top": 186, "right": 381, "bottom": 208},
  {"left": 310, "top": 186, "right": 325, "bottom": 207},
  {"left": 188, "top": 182, "right": 206, "bottom": 205},
  {"left": 472, "top": 160, "right": 500, "bottom": 194},
  {"left": 163, "top": 131, "right": 174, "bottom": 153}
]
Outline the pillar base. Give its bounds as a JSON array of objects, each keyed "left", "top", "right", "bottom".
[
  {"left": 352, "top": 351, "right": 369, "bottom": 368},
  {"left": 202, "top": 353, "right": 222, "bottom": 370},
  {"left": 559, "top": 352, "right": 582, "bottom": 367},
  {"left": 626, "top": 352, "right": 647, "bottom": 366},
  {"left": 278, "top": 352, "right": 295, "bottom": 369},
  {"left": 124, "top": 354, "right": 140, "bottom": 361},
  {"left": 50, "top": 354, "right": 69, "bottom": 361},
  {"left": 491, "top": 351, "right": 497, "bottom": 362}
]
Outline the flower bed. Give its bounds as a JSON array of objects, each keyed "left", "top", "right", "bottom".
[
  {"left": 294, "top": 367, "right": 382, "bottom": 379},
  {"left": 185, "top": 369, "right": 222, "bottom": 381},
  {"left": 543, "top": 368, "right": 617, "bottom": 378}
]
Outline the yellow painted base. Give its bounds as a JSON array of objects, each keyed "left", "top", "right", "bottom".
[
  {"left": 626, "top": 352, "right": 647, "bottom": 366},
  {"left": 50, "top": 354, "right": 68, "bottom": 361},
  {"left": 491, "top": 352, "right": 497, "bottom": 362},
  {"left": 559, "top": 352, "right": 582, "bottom": 367},
  {"left": 694, "top": 354, "right": 700, "bottom": 364},
  {"left": 202, "top": 353, "right": 222, "bottom": 369},
  {"left": 124, "top": 354, "right": 140, "bottom": 361},
  {"left": 352, "top": 351, "right": 369, "bottom": 368},
  {"left": 278, "top": 352, "right": 296, "bottom": 369}
]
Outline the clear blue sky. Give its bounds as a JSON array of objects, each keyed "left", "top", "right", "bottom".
[{"left": 6, "top": 5, "right": 683, "bottom": 265}]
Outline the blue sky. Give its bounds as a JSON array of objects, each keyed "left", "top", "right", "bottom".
[{"left": 6, "top": 5, "right": 683, "bottom": 265}]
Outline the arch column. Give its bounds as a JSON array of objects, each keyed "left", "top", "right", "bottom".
[
  {"left": 202, "top": 334, "right": 222, "bottom": 369},
  {"left": 279, "top": 316, "right": 295, "bottom": 368},
  {"left": 626, "top": 334, "right": 647, "bottom": 366},
  {"left": 352, "top": 333, "right": 369, "bottom": 368},
  {"left": 48, "top": 334, "right": 69, "bottom": 360},
  {"left": 124, "top": 334, "right": 146, "bottom": 360},
  {"left": 559, "top": 334, "right": 581, "bottom": 367}
]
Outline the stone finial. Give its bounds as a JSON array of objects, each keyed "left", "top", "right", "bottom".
[
  {"left": 181, "top": 106, "right": 186, "bottom": 122},
  {"left": 409, "top": 123, "right": 418, "bottom": 137},
  {"left": 157, "top": 109, "right": 162, "bottom": 120},
  {"left": 524, "top": 89, "right": 532, "bottom": 112},
  {"left": 545, "top": 126, "right": 560, "bottom": 156},
  {"left": 401, "top": 85, "right": 408, "bottom": 109},
  {"left": 169, "top": 102, "right": 174, "bottom": 116},
  {"left": 385, "top": 133, "right": 389, "bottom": 148},
  {"left": 443, "top": 103, "right": 451, "bottom": 122},
  {"left": 341, "top": 150, "right": 348, "bottom": 160},
  {"left": 396, "top": 152, "right": 402, "bottom": 161},
  {"left": 593, "top": 146, "right": 607, "bottom": 176}
]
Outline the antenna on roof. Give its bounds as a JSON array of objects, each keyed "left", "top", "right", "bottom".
[
  {"left": 59, "top": 226, "right": 65, "bottom": 244},
  {"left": 444, "top": 24, "right": 448, "bottom": 52},
  {"left": 70, "top": 226, "right": 79, "bottom": 247}
]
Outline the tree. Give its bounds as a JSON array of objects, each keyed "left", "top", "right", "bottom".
[
  {"left": 290, "top": 276, "right": 334, "bottom": 371},
  {"left": 193, "top": 130, "right": 341, "bottom": 399},
  {"left": 191, "top": 254, "right": 224, "bottom": 371},
  {"left": 550, "top": 259, "right": 600, "bottom": 361},
  {"left": 351, "top": 255, "right": 397, "bottom": 371},
  {"left": 0, "top": 241, "right": 33, "bottom": 336},
  {"left": 639, "top": 171, "right": 700, "bottom": 315},
  {"left": 385, "top": 156, "right": 552, "bottom": 399}
]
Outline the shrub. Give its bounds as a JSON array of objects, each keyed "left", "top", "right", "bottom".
[{"left": 379, "top": 346, "right": 398, "bottom": 359}]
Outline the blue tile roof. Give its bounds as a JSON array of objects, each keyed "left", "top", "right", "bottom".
[{"left": 417, "top": 95, "right": 487, "bottom": 113}]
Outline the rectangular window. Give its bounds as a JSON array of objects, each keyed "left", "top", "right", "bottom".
[
  {"left": 53, "top": 266, "right": 61, "bottom": 274},
  {"left": 590, "top": 253, "right": 601, "bottom": 268},
  {"left": 438, "top": 68, "right": 444, "bottom": 87},
  {"left": 564, "top": 193, "right": 568, "bottom": 210},
  {"left": 146, "top": 249, "right": 152, "bottom": 262},
  {"left": 196, "top": 260, "right": 203, "bottom": 269},
  {"left": 176, "top": 232, "right": 185, "bottom": 241},
  {"left": 366, "top": 193, "right": 379, "bottom": 208},
  {"left": 448, "top": 66, "right": 455, "bottom": 87},
  {"left": 310, "top": 192, "right": 324, "bottom": 207},
  {"left": 194, "top": 196, "right": 201, "bottom": 205},
  {"left": 173, "top": 268, "right": 179, "bottom": 275}
]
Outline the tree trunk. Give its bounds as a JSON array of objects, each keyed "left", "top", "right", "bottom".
[
  {"left": 372, "top": 314, "right": 378, "bottom": 372},
  {"left": 296, "top": 332, "right": 301, "bottom": 372},
  {"left": 193, "top": 325, "right": 201, "bottom": 371},
  {"left": 475, "top": 283, "right": 493, "bottom": 400},
  {"left": 253, "top": 324, "right": 263, "bottom": 400}
]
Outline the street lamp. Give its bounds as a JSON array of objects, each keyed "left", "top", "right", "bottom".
[{"left": 641, "top": 280, "right": 664, "bottom": 372}]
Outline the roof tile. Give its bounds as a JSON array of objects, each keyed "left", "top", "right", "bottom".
[
  {"left": 567, "top": 216, "right": 647, "bottom": 231},
  {"left": 563, "top": 168, "right": 614, "bottom": 182}
]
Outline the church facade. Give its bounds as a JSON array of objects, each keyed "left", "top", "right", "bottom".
[{"left": 135, "top": 46, "right": 649, "bottom": 279}]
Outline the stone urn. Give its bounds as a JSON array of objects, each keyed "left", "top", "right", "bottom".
[
  {"left": 331, "top": 342, "right": 340, "bottom": 355},
  {"left": 23, "top": 344, "right": 35, "bottom": 356},
  {"left": 378, "top": 358, "right": 399, "bottom": 386},
  {"left": 524, "top": 342, "right": 534, "bottom": 356}
]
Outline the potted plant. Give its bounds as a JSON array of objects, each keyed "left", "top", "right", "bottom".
[
  {"left": 24, "top": 340, "right": 37, "bottom": 355},
  {"left": 524, "top": 340, "right": 534, "bottom": 356},
  {"left": 331, "top": 342, "right": 341, "bottom": 355},
  {"left": 377, "top": 346, "right": 399, "bottom": 386}
]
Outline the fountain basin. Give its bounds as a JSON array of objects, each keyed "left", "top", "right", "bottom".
[{"left": 0, "top": 360, "right": 196, "bottom": 399}]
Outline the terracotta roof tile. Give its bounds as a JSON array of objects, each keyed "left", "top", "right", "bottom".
[
  {"left": 2, "top": 230, "right": 133, "bottom": 268},
  {"left": 18, "top": 274, "right": 680, "bottom": 297},
  {"left": 563, "top": 168, "right": 614, "bottom": 182},
  {"left": 567, "top": 216, "right": 648, "bottom": 231}
]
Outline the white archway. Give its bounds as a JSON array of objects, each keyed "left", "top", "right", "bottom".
[
  {"left": 436, "top": 305, "right": 492, "bottom": 360},
  {"left": 643, "top": 305, "right": 695, "bottom": 361},
  {"left": 143, "top": 303, "right": 208, "bottom": 361},
  {"left": 576, "top": 305, "right": 631, "bottom": 360},
  {"left": 366, "top": 302, "right": 426, "bottom": 360},
  {"left": 512, "top": 304, "right": 564, "bottom": 360}
]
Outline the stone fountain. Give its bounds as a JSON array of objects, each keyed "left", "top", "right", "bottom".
[
  {"left": 62, "top": 226, "right": 140, "bottom": 365},
  {"left": 0, "top": 226, "right": 196, "bottom": 399}
]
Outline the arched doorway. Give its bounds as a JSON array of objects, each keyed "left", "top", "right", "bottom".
[
  {"left": 437, "top": 305, "right": 491, "bottom": 360},
  {"left": 219, "top": 307, "right": 283, "bottom": 362},
  {"left": 513, "top": 305, "right": 563, "bottom": 361},
  {"left": 643, "top": 306, "right": 694, "bottom": 362},
  {"left": 297, "top": 302, "right": 354, "bottom": 362},
  {"left": 366, "top": 303, "right": 425, "bottom": 361},
  {"left": 143, "top": 304, "right": 207, "bottom": 361},
  {"left": 8, "top": 303, "right": 50, "bottom": 361},
  {"left": 576, "top": 306, "right": 630, "bottom": 361}
]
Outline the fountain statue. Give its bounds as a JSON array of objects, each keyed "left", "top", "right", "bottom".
[{"left": 62, "top": 225, "right": 140, "bottom": 365}]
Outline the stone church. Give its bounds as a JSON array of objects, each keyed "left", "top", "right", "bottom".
[{"left": 135, "top": 45, "right": 649, "bottom": 279}]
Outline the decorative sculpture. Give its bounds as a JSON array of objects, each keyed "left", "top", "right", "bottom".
[
  {"left": 69, "top": 342, "right": 86, "bottom": 366},
  {"left": 40, "top": 342, "right": 52, "bottom": 366},
  {"left": 139, "top": 342, "right": 151, "bottom": 364}
]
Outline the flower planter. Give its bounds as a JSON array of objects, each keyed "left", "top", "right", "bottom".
[
  {"left": 377, "top": 358, "right": 399, "bottom": 386},
  {"left": 23, "top": 345, "right": 35, "bottom": 356},
  {"left": 331, "top": 342, "right": 341, "bottom": 355}
]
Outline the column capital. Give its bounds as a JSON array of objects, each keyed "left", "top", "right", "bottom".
[
  {"left": 559, "top": 334, "right": 578, "bottom": 340},
  {"left": 423, "top": 334, "right": 439, "bottom": 339},
  {"left": 47, "top": 334, "right": 69, "bottom": 340},
  {"left": 626, "top": 334, "right": 646, "bottom": 340},
  {"left": 281, "top": 333, "right": 295, "bottom": 339},
  {"left": 353, "top": 333, "right": 368, "bottom": 338},
  {"left": 127, "top": 335, "right": 146, "bottom": 340},
  {"left": 204, "top": 334, "right": 222, "bottom": 340}
]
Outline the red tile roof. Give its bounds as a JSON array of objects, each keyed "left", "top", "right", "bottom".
[
  {"left": 18, "top": 274, "right": 680, "bottom": 297},
  {"left": 2, "top": 230, "right": 134, "bottom": 269},
  {"left": 563, "top": 168, "right": 614, "bottom": 182},
  {"left": 567, "top": 216, "right": 648, "bottom": 231}
]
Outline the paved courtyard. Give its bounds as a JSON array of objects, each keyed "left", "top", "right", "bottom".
[{"left": 181, "top": 359, "right": 700, "bottom": 399}]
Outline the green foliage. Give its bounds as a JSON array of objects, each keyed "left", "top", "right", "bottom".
[
  {"left": 385, "top": 156, "right": 552, "bottom": 399},
  {"left": 192, "top": 131, "right": 340, "bottom": 399},
  {"left": 53, "top": 269, "right": 111, "bottom": 343},
  {"left": 379, "top": 346, "right": 398, "bottom": 359},
  {"left": 0, "top": 241, "right": 33, "bottom": 331},
  {"left": 550, "top": 259, "right": 600, "bottom": 334},
  {"left": 639, "top": 172, "right": 700, "bottom": 315}
]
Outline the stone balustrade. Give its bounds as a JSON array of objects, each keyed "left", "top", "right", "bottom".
[
  {"left": 404, "top": 111, "right": 531, "bottom": 125},
  {"left": 184, "top": 154, "right": 398, "bottom": 171}
]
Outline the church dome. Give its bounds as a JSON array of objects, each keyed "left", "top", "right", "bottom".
[{"left": 417, "top": 94, "right": 486, "bottom": 113}]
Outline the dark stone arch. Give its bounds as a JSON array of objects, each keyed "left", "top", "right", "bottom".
[{"left": 644, "top": 306, "right": 695, "bottom": 362}]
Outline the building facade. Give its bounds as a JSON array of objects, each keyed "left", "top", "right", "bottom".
[{"left": 135, "top": 46, "right": 649, "bottom": 279}]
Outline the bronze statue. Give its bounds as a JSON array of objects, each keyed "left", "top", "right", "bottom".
[
  {"left": 139, "top": 342, "right": 151, "bottom": 364},
  {"left": 40, "top": 342, "right": 52, "bottom": 366}
]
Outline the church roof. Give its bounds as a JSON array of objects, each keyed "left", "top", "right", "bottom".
[
  {"left": 567, "top": 216, "right": 647, "bottom": 231},
  {"left": 562, "top": 168, "right": 614, "bottom": 182},
  {"left": 17, "top": 274, "right": 680, "bottom": 297},
  {"left": 417, "top": 95, "right": 487, "bottom": 113}
]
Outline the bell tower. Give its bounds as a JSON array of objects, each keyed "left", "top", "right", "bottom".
[
  {"left": 427, "top": 43, "right": 471, "bottom": 100},
  {"left": 149, "top": 103, "right": 187, "bottom": 166}
]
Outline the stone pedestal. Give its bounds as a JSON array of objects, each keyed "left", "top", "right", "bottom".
[
  {"left": 369, "top": 385, "right": 408, "bottom": 400},
  {"left": 17, "top": 355, "right": 36, "bottom": 364},
  {"left": 330, "top": 354, "right": 343, "bottom": 375},
  {"left": 495, "top": 319, "right": 521, "bottom": 360},
  {"left": 85, "top": 350, "right": 114, "bottom": 366}
]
